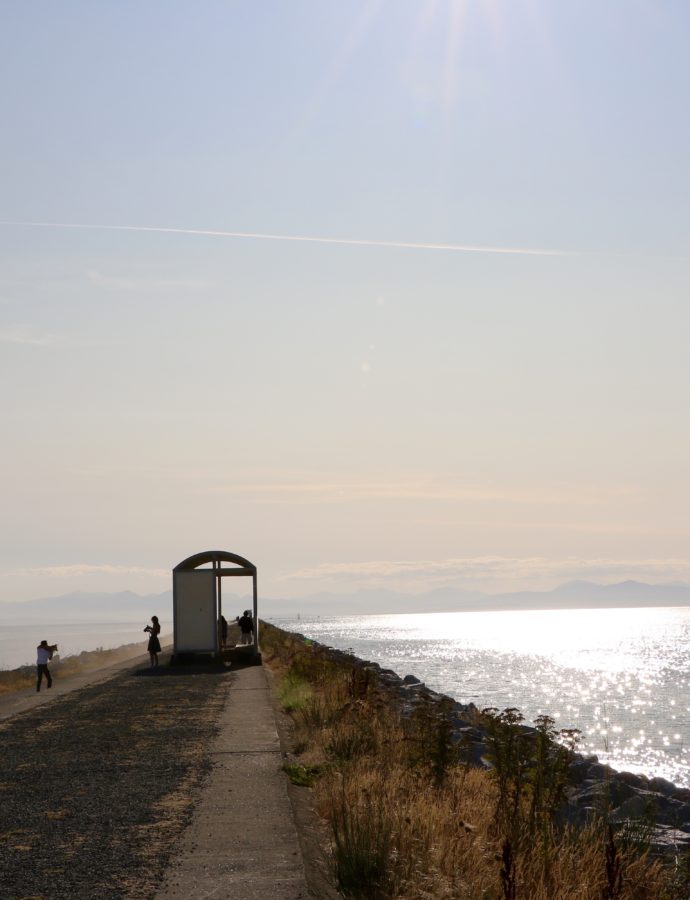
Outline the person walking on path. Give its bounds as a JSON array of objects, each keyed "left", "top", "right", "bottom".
[
  {"left": 36, "top": 640, "right": 57, "bottom": 692},
  {"left": 144, "top": 616, "right": 161, "bottom": 667},
  {"left": 237, "top": 610, "right": 253, "bottom": 645}
]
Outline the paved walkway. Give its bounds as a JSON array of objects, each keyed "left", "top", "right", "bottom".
[{"left": 156, "top": 664, "right": 310, "bottom": 900}]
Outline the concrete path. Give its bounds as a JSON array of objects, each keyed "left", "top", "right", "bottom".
[{"left": 156, "top": 663, "right": 310, "bottom": 900}]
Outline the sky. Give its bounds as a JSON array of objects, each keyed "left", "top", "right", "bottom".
[{"left": 1, "top": 0, "right": 689, "bottom": 606}]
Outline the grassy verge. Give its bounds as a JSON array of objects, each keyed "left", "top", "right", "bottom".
[{"left": 261, "top": 621, "right": 687, "bottom": 899}]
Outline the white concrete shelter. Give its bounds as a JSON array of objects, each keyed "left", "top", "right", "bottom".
[{"left": 172, "top": 550, "right": 259, "bottom": 661}]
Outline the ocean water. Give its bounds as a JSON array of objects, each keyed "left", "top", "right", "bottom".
[
  {"left": 0, "top": 621, "right": 154, "bottom": 670},
  {"left": 271, "top": 607, "right": 690, "bottom": 789}
]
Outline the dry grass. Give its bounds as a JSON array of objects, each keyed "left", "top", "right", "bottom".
[{"left": 261, "top": 621, "right": 683, "bottom": 900}]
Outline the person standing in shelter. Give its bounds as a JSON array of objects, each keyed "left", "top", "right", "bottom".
[
  {"left": 220, "top": 615, "right": 228, "bottom": 648},
  {"left": 36, "top": 640, "right": 57, "bottom": 692},
  {"left": 144, "top": 615, "right": 162, "bottom": 667},
  {"left": 238, "top": 610, "right": 253, "bottom": 645}
]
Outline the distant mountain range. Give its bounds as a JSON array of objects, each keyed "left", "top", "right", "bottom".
[
  {"left": 276, "top": 580, "right": 690, "bottom": 616},
  {"left": 2, "top": 580, "right": 690, "bottom": 623},
  {"left": 0, "top": 590, "right": 174, "bottom": 623}
]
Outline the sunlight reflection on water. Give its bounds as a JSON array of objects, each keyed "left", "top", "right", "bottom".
[{"left": 273, "top": 607, "right": 690, "bottom": 788}]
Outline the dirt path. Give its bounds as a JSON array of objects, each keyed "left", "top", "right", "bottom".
[
  {"left": 0, "top": 659, "right": 228, "bottom": 899},
  {"left": 0, "top": 646, "right": 172, "bottom": 721}
]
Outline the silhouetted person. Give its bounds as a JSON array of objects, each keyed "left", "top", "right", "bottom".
[
  {"left": 220, "top": 615, "right": 228, "bottom": 648},
  {"left": 238, "top": 610, "right": 253, "bottom": 645},
  {"left": 144, "top": 615, "right": 161, "bottom": 666},
  {"left": 36, "top": 640, "right": 57, "bottom": 692}
]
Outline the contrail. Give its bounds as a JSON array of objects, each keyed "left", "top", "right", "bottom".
[{"left": 0, "top": 220, "right": 574, "bottom": 257}]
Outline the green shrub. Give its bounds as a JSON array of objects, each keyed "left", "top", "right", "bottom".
[
  {"left": 283, "top": 763, "right": 323, "bottom": 787},
  {"left": 278, "top": 670, "right": 312, "bottom": 711}
]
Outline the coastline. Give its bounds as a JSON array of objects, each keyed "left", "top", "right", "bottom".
[
  {"left": 4, "top": 625, "right": 687, "bottom": 813},
  {"left": 4, "top": 625, "right": 687, "bottom": 808},
  {"left": 276, "top": 606, "right": 690, "bottom": 789},
  {"left": 3, "top": 626, "right": 689, "bottom": 897},
  {"left": 261, "top": 622, "right": 690, "bottom": 896},
  {"left": 269, "top": 623, "right": 690, "bottom": 854}
]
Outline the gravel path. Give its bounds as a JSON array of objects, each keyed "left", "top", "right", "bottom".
[{"left": 0, "top": 664, "right": 229, "bottom": 899}]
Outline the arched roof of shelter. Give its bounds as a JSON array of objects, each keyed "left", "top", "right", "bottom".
[{"left": 173, "top": 550, "right": 256, "bottom": 574}]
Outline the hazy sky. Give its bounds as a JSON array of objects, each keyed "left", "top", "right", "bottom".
[{"left": 1, "top": 1, "right": 689, "bottom": 604}]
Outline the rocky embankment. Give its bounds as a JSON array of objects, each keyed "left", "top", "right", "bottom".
[{"left": 293, "top": 633, "right": 690, "bottom": 854}]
